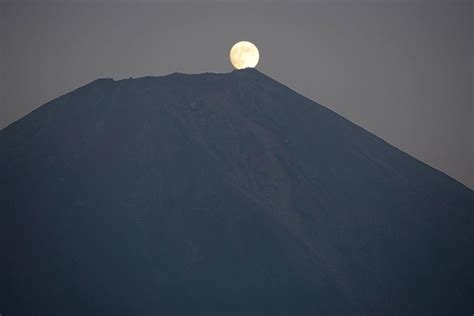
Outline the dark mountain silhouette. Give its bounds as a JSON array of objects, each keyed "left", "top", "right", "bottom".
[{"left": 1, "top": 68, "right": 472, "bottom": 316}]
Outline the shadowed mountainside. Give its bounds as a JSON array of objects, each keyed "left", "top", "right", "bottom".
[{"left": 1, "top": 68, "right": 473, "bottom": 315}]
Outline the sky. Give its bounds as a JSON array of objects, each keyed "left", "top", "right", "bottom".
[{"left": 0, "top": 0, "right": 472, "bottom": 188}]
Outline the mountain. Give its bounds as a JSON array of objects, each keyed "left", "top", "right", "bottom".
[{"left": 0, "top": 68, "right": 472, "bottom": 316}]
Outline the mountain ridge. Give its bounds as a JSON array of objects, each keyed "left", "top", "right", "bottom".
[{"left": 2, "top": 68, "right": 470, "bottom": 190}]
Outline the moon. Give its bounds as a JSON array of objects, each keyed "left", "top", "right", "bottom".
[{"left": 229, "top": 41, "right": 260, "bottom": 69}]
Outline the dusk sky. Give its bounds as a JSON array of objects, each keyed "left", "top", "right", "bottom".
[{"left": 1, "top": 0, "right": 472, "bottom": 188}]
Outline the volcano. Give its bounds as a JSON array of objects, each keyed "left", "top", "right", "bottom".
[{"left": 1, "top": 69, "right": 472, "bottom": 315}]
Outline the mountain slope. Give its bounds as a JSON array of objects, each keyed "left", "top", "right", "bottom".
[{"left": 1, "top": 68, "right": 473, "bottom": 315}]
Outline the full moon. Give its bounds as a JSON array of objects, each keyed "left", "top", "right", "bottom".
[{"left": 229, "top": 41, "right": 260, "bottom": 69}]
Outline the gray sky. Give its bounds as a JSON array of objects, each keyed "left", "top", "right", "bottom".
[{"left": 1, "top": 0, "right": 472, "bottom": 188}]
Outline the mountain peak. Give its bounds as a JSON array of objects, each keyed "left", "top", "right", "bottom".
[
  {"left": 1, "top": 67, "right": 473, "bottom": 316},
  {"left": 85, "top": 68, "right": 263, "bottom": 86}
]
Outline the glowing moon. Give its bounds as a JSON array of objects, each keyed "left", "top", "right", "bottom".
[{"left": 229, "top": 41, "right": 260, "bottom": 69}]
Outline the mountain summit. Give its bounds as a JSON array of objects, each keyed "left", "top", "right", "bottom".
[{"left": 1, "top": 69, "right": 473, "bottom": 315}]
